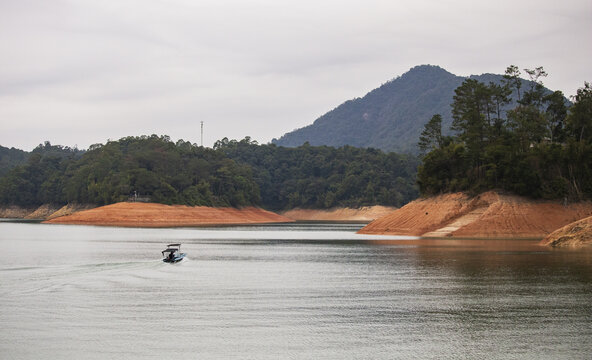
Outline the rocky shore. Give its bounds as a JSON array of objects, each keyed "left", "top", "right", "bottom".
[{"left": 540, "top": 216, "right": 592, "bottom": 247}]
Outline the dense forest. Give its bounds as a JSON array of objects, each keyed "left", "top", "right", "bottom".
[
  {"left": 215, "top": 138, "right": 418, "bottom": 210},
  {"left": 0, "top": 136, "right": 259, "bottom": 208},
  {"left": 417, "top": 66, "right": 592, "bottom": 200},
  {"left": 0, "top": 145, "right": 31, "bottom": 177},
  {"left": 0, "top": 136, "right": 418, "bottom": 210}
]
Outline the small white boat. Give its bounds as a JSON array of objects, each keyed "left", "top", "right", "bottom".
[{"left": 162, "top": 243, "right": 186, "bottom": 263}]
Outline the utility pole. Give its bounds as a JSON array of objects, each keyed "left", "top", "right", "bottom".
[{"left": 200, "top": 121, "right": 204, "bottom": 147}]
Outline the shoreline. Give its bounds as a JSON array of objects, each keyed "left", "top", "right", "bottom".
[
  {"left": 540, "top": 215, "right": 592, "bottom": 247},
  {"left": 359, "top": 191, "right": 592, "bottom": 240},
  {"left": 43, "top": 202, "right": 294, "bottom": 228},
  {"left": 6, "top": 197, "right": 592, "bottom": 245},
  {"left": 281, "top": 206, "right": 397, "bottom": 222},
  {"left": 0, "top": 203, "right": 96, "bottom": 221}
]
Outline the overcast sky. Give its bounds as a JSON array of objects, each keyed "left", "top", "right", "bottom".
[{"left": 1, "top": 0, "right": 591, "bottom": 150}]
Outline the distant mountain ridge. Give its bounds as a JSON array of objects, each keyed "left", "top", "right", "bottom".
[{"left": 272, "top": 65, "right": 555, "bottom": 153}]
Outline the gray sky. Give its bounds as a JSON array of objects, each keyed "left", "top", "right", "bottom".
[{"left": 1, "top": 0, "right": 591, "bottom": 150}]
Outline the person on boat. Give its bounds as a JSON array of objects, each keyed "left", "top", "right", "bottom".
[{"left": 168, "top": 252, "right": 174, "bottom": 261}]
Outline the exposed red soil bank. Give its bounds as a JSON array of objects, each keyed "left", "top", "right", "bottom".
[
  {"left": 282, "top": 206, "right": 397, "bottom": 222},
  {"left": 540, "top": 216, "right": 592, "bottom": 247},
  {"left": 358, "top": 192, "right": 592, "bottom": 238},
  {"left": 44, "top": 202, "right": 294, "bottom": 227}
]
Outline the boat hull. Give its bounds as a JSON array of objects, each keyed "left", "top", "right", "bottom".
[{"left": 162, "top": 253, "right": 186, "bottom": 263}]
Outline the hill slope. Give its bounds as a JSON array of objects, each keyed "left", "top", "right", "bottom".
[{"left": 273, "top": 65, "right": 547, "bottom": 154}]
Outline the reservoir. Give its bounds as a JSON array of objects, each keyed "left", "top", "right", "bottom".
[{"left": 1, "top": 221, "right": 591, "bottom": 359}]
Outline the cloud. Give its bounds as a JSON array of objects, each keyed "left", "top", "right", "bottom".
[{"left": 1, "top": 0, "right": 591, "bottom": 150}]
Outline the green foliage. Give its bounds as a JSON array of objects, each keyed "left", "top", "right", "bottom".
[
  {"left": 0, "top": 135, "right": 419, "bottom": 210},
  {"left": 418, "top": 67, "right": 592, "bottom": 201},
  {"left": 0, "top": 146, "right": 29, "bottom": 177},
  {"left": 215, "top": 137, "right": 419, "bottom": 210},
  {"left": 418, "top": 114, "right": 443, "bottom": 155},
  {"left": 0, "top": 142, "right": 82, "bottom": 206},
  {"left": 566, "top": 82, "right": 592, "bottom": 142},
  {"left": 0, "top": 136, "right": 260, "bottom": 208}
]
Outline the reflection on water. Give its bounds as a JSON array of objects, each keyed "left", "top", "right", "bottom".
[{"left": 0, "top": 222, "right": 591, "bottom": 359}]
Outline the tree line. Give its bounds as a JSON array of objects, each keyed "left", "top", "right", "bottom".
[
  {"left": 0, "top": 135, "right": 419, "bottom": 210},
  {"left": 0, "top": 136, "right": 259, "bottom": 207},
  {"left": 215, "top": 137, "right": 418, "bottom": 210},
  {"left": 417, "top": 66, "right": 592, "bottom": 200}
]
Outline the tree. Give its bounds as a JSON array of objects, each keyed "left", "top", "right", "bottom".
[
  {"left": 521, "top": 66, "right": 548, "bottom": 108},
  {"left": 418, "top": 114, "right": 443, "bottom": 155},
  {"left": 566, "top": 82, "right": 592, "bottom": 142},
  {"left": 503, "top": 65, "right": 522, "bottom": 101},
  {"left": 419, "top": 65, "right": 591, "bottom": 200},
  {"left": 543, "top": 90, "right": 568, "bottom": 143},
  {"left": 489, "top": 82, "right": 512, "bottom": 141},
  {"left": 507, "top": 105, "right": 547, "bottom": 151},
  {"left": 451, "top": 79, "right": 493, "bottom": 163}
]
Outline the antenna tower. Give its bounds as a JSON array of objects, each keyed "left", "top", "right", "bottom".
[{"left": 200, "top": 121, "right": 204, "bottom": 147}]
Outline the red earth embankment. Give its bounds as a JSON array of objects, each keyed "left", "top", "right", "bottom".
[
  {"left": 540, "top": 216, "right": 592, "bottom": 247},
  {"left": 44, "top": 202, "right": 294, "bottom": 227},
  {"left": 358, "top": 191, "right": 592, "bottom": 238},
  {"left": 282, "top": 206, "right": 397, "bottom": 222}
]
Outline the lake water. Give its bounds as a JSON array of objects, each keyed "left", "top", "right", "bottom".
[{"left": 1, "top": 221, "right": 591, "bottom": 359}]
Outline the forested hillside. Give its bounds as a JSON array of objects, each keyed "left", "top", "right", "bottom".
[
  {"left": 0, "top": 145, "right": 29, "bottom": 177},
  {"left": 0, "top": 136, "right": 259, "bottom": 208},
  {"left": 0, "top": 136, "right": 419, "bottom": 210},
  {"left": 418, "top": 66, "right": 591, "bottom": 201},
  {"left": 0, "top": 143, "right": 84, "bottom": 177},
  {"left": 273, "top": 65, "right": 557, "bottom": 154},
  {"left": 215, "top": 137, "right": 418, "bottom": 210}
]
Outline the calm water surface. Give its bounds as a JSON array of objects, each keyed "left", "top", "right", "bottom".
[{"left": 0, "top": 221, "right": 591, "bottom": 359}]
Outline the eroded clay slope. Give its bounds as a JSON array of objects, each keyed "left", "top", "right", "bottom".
[{"left": 359, "top": 192, "right": 592, "bottom": 238}]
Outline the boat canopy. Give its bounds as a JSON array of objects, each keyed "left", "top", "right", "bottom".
[{"left": 167, "top": 243, "right": 181, "bottom": 247}]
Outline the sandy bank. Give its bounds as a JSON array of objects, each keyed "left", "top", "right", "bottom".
[
  {"left": 46, "top": 203, "right": 97, "bottom": 220},
  {"left": 281, "top": 206, "right": 397, "bottom": 222},
  {"left": 0, "top": 206, "right": 37, "bottom": 219},
  {"left": 25, "top": 204, "right": 63, "bottom": 220},
  {"left": 44, "top": 202, "right": 294, "bottom": 227},
  {"left": 1, "top": 203, "right": 96, "bottom": 220},
  {"left": 540, "top": 216, "right": 592, "bottom": 247},
  {"left": 359, "top": 191, "right": 592, "bottom": 238}
]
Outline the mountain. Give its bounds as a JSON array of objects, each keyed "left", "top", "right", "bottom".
[{"left": 272, "top": 65, "right": 550, "bottom": 154}]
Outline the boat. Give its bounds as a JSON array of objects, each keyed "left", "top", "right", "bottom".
[{"left": 162, "top": 243, "right": 186, "bottom": 263}]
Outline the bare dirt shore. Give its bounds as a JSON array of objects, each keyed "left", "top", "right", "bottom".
[
  {"left": 45, "top": 203, "right": 96, "bottom": 220},
  {"left": 358, "top": 191, "right": 592, "bottom": 238},
  {"left": 0, "top": 206, "right": 37, "bottom": 219},
  {"left": 540, "top": 216, "right": 592, "bottom": 247},
  {"left": 1, "top": 203, "right": 96, "bottom": 220},
  {"left": 43, "top": 202, "right": 294, "bottom": 227},
  {"left": 281, "top": 206, "right": 397, "bottom": 222}
]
